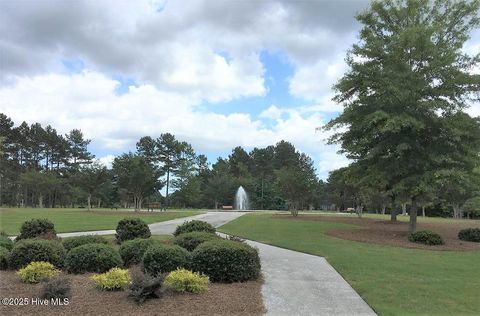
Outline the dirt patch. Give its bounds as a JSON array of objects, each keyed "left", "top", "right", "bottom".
[
  {"left": 273, "top": 214, "right": 480, "bottom": 251},
  {"left": 0, "top": 271, "right": 264, "bottom": 316}
]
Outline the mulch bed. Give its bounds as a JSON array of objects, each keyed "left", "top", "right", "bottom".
[
  {"left": 273, "top": 214, "right": 480, "bottom": 251},
  {"left": 0, "top": 271, "right": 265, "bottom": 316}
]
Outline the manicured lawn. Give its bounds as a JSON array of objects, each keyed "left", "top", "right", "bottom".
[
  {"left": 219, "top": 213, "right": 480, "bottom": 316},
  {"left": 0, "top": 208, "right": 204, "bottom": 235}
]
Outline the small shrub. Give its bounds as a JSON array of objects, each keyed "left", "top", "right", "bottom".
[
  {"left": 17, "top": 218, "right": 56, "bottom": 240},
  {"left": 8, "top": 239, "right": 66, "bottom": 269},
  {"left": 408, "top": 230, "right": 444, "bottom": 245},
  {"left": 92, "top": 267, "right": 131, "bottom": 291},
  {"left": 66, "top": 243, "right": 122, "bottom": 274},
  {"left": 165, "top": 268, "right": 209, "bottom": 293},
  {"left": 0, "top": 246, "right": 9, "bottom": 270},
  {"left": 128, "top": 266, "right": 164, "bottom": 304},
  {"left": 173, "top": 232, "right": 220, "bottom": 251},
  {"left": 42, "top": 276, "right": 71, "bottom": 300},
  {"left": 173, "top": 220, "right": 215, "bottom": 237},
  {"left": 119, "top": 238, "right": 157, "bottom": 266},
  {"left": 0, "top": 235, "right": 13, "bottom": 250},
  {"left": 62, "top": 235, "right": 109, "bottom": 252},
  {"left": 191, "top": 240, "right": 260, "bottom": 283},
  {"left": 143, "top": 244, "right": 191, "bottom": 275},
  {"left": 458, "top": 228, "right": 480, "bottom": 242},
  {"left": 115, "top": 218, "right": 151, "bottom": 243},
  {"left": 16, "top": 261, "right": 59, "bottom": 283}
]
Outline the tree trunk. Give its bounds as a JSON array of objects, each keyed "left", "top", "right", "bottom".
[
  {"left": 422, "top": 205, "right": 425, "bottom": 218},
  {"left": 391, "top": 208, "right": 397, "bottom": 222},
  {"left": 402, "top": 202, "right": 407, "bottom": 216},
  {"left": 97, "top": 199, "right": 101, "bottom": 208},
  {"left": 87, "top": 194, "right": 91, "bottom": 210},
  {"left": 165, "top": 169, "right": 170, "bottom": 209},
  {"left": 409, "top": 197, "right": 418, "bottom": 233},
  {"left": 38, "top": 193, "right": 43, "bottom": 208},
  {"left": 382, "top": 205, "right": 386, "bottom": 215}
]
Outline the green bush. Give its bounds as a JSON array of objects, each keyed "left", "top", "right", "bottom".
[
  {"left": 143, "top": 244, "right": 191, "bottom": 275},
  {"left": 458, "top": 228, "right": 480, "bottom": 242},
  {"left": 191, "top": 240, "right": 260, "bottom": 283},
  {"left": 116, "top": 218, "right": 151, "bottom": 242},
  {"left": 17, "top": 218, "right": 56, "bottom": 240},
  {"left": 128, "top": 266, "right": 164, "bottom": 304},
  {"left": 408, "top": 230, "right": 444, "bottom": 245},
  {"left": 66, "top": 244, "right": 122, "bottom": 274},
  {"left": 165, "top": 268, "right": 209, "bottom": 293},
  {"left": 92, "top": 267, "right": 131, "bottom": 290},
  {"left": 173, "top": 232, "right": 220, "bottom": 251},
  {"left": 16, "top": 261, "right": 60, "bottom": 283},
  {"left": 119, "top": 238, "right": 157, "bottom": 266},
  {"left": 0, "top": 246, "right": 9, "bottom": 270},
  {"left": 173, "top": 220, "right": 215, "bottom": 237},
  {"left": 42, "top": 276, "right": 71, "bottom": 300},
  {"left": 62, "top": 235, "right": 109, "bottom": 252},
  {"left": 8, "top": 239, "right": 66, "bottom": 269},
  {"left": 0, "top": 235, "right": 14, "bottom": 250}
]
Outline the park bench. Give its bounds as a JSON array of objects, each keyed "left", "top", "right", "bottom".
[
  {"left": 147, "top": 202, "right": 164, "bottom": 211},
  {"left": 222, "top": 205, "right": 233, "bottom": 210}
]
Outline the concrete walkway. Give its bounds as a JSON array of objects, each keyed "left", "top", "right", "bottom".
[
  {"left": 55, "top": 211, "right": 244, "bottom": 238},
  {"left": 245, "top": 240, "right": 377, "bottom": 316}
]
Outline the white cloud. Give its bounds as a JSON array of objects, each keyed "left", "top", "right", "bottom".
[
  {"left": 97, "top": 155, "right": 116, "bottom": 168},
  {"left": 0, "top": 71, "right": 347, "bottom": 178}
]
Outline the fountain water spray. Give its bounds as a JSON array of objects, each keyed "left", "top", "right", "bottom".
[{"left": 234, "top": 186, "right": 250, "bottom": 210}]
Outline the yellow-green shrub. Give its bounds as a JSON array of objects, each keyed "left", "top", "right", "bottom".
[
  {"left": 164, "top": 268, "right": 209, "bottom": 293},
  {"left": 92, "top": 268, "right": 131, "bottom": 290},
  {"left": 17, "top": 261, "right": 59, "bottom": 283}
]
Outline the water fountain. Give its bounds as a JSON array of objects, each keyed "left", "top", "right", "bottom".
[{"left": 234, "top": 186, "right": 250, "bottom": 210}]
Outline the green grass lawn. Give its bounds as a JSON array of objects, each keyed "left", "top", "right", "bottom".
[
  {"left": 0, "top": 208, "right": 204, "bottom": 235},
  {"left": 219, "top": 213, "right": 480, "bottom": 316}
]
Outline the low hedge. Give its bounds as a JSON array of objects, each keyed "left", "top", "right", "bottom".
[
  {"left": 66, "top": 244, "right": 122, "bottom": 274},
  {"left": 17, "top": 218, "right": 56, "bottom": 240},
  {"left": 0, "top": 246, "right": 9, "bottom": 270},
  {"left": 173, "top": 220, "right": 215, "bottom": 237},
  {"left": 143, "top": 244, "right": 191, "bottom": 275},
  {"left": 191, "top": 239, "right": 260, "bottom": 283},
  {"left": 0, "top": 235, "right": 14, "bottom": 250},
  {"left": 62, "top": 235, "right": 109, "bottom": 252},
  {"left": 408, "top": 230, "right": 444, "bottom": 245},
  {"left": 16, "top": 261, "right": 60, "bottom": 283},
  {"left": 458, "top": 228, "right": 480, "bottom": 242},
  {"left": 173, "top": 232, "right": 220, "bottom": 251},
  {"left": 119, "top": 238, "right": 157, "bottom": 266},
  {"left": 8, "top": 239, "right": 66, "bottom": 269},
  {"left": 116, "top": 218, "right": 151, "bottom": 243}
]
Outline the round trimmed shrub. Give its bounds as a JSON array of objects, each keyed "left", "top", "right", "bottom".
[
  {"left": 164, "top": 268, "right": 209, "bottom": 293},
  {"left": 458, "top": 228, "right": 480, "bottom": 242},
  {"left": 143, "top": 244, "right": 191, "bottom": 275},
  {"left": 0, "top": 235, "right": 13, "bottom": 250},
  {"left": 92, "top": 267, "right": 131, "bottom": 291},
  {"left": 17, "top": 218, "right": 56, "bottom": 240},
  {"left": 191, "top": 240, "right": 260, "bottom": 283},
  {"left": 173, "top": 231, "right": 220, "bottom": 251},
  {"left": 66, "top": 244, "right": 122, "bottom": 274},
  {"left": 0, "top": 246, "right": 9, "bottom": 270},
  {"left": 16, "top": 261, "right": 60, "bottom": 283},
  {"left": 173, "top": 220, "right": 215, "bottom": 237},
  {"left": 408, "top": 230, "right": 444, "bottom": 245},
  {"left": 8, "top": 239, "right": 66, "bottom": 269},
  {"left": 116, "top": 218, "right": 151, "bottom": 242},
  {"left": 119, "top": 238, "right": 157, "bottom": 266},
  {"left": 62, "top": 235, "right": 109, "bottom": 252}
]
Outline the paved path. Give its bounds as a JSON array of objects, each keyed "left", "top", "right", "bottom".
[
  {"left": 247, "top": 240, "right": 376, "bottom": 316},
  {"left": 55, "top": 211, "right": 244, "bottom": 238}
]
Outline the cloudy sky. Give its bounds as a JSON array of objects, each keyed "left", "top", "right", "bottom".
[{"left": 1, "top": 0, "right": 479, "bottom": 179}]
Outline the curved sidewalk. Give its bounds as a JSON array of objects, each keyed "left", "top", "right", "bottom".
[{"left": 247, "top": 239, "right": 376, "bottom": 316}]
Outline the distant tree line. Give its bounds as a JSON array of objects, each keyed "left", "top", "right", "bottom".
[
  {"left": 0, "top": 113, "right": 326, "bottom": 211},
  {"left": 1, "top": 113, "right": 479, "bottom": 219}
]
